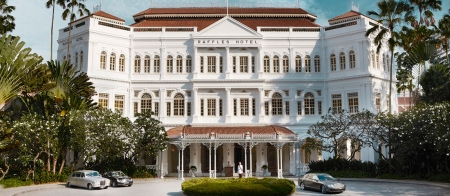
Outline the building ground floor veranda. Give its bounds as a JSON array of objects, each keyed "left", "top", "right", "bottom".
[{"left": 142, "top": 125, "right": 324, "bottom": 179}]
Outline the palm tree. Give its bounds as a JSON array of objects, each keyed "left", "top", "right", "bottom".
[
  {"left": 0, "top": 0, "right": 15, "bottom": 34},
  {"left": 408, "top": 0, "right": 442, "bottom": 27},
  {"left": 366, "top": 0, "right": 411, "bottom": 114},
  {"left": 45, "top": 0, "right": 66, "bottom": 61},
  {"left": 62, "top": 0, "right": 90, "bottom": 58},
  {"left": 438, "top": 14, "right": 450, "bottom": 63}
]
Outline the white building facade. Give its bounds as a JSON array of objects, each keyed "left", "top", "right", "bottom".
[{"left": 57, "top": 7, "right": 397, "bottom": 177}]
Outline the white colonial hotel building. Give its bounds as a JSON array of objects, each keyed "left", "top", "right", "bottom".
[{"left": 57, "top": 6, "right": 397, "bottom": 178}]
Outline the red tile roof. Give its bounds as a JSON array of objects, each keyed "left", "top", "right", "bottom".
[
  {"left": 134, "top": 7, "right": 315, "bottom": 18},
  {"left": 166, "top": 125, "right": 295, "bottom": 137},
  {"left": 93, "top": 10, "right": 125, "bottom": 22},
  {"left": 328, "top": 10, "right": 376, "bottom": 23},
  {"left": 131, "top": 17, "right": 320, "bottom": 31}
]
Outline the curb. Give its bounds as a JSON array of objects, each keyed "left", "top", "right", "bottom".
[{"left": 340, "top": 178, "right": 450, "bottom": 189}]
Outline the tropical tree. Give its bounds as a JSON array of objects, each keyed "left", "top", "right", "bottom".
[
  {"left": 62, "top": 0, "right": 90, "bottom": 57},
  {"left": 366, "top": 0, "right": 411, "bottom": 114},
  {"left": 407, "top": 0, "right": 442, "bottom": 27},
  {"left": 438, "top": 14, "right": 450, "bottom": 63},
  {"left": 0, "top": 0, "right": 15, "bottom": 34},
  {"left": 45, "top": 0, "right": 66, "bottom": 61},
  {"left": 134, "top": 110, "right": 169, "bottom": 160},
  {"left": 420, "top": 63, "right": 450, "bottom": 103}
]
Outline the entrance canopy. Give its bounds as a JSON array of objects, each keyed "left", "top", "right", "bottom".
[{"left": 167, "top": 125, "right": 298, "bottom": 143}]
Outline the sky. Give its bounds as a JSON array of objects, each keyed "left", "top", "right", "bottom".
[{"left": 9, "top": 0, "right": 450, "bottom": 62}]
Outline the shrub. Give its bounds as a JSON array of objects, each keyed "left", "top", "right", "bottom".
[
  {"left": 86, "top": 157, "right": 157, "bottom": 178},
  {"left": 0, "top": 178, "right": 33, "bottom": 188},
  {"left": 182, "top": 178, "right": 295, "bottom": 196}
]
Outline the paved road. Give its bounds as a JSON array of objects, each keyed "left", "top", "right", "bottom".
[{"left": 1, "top": 177, "right": 450, "bottom": 196}]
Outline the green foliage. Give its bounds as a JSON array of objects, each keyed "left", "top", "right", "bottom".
[
  {"left": 308, "top": 158, "right": 378, "bottom": 178},
  {"left": 0, "top": 0, "right": 16, "bottom": 34},
  {"left": 182, "top": 178, "right": 295, "bottom": 196},
  {"left": 134, "top": 110, "right": 168, "bottom": 159},
  {"left": 86, "top": 157, "right": 156, "bottom": 178},
  {"left": 0, "top": 178, "right": 32, "bottom": 188},
  {"left": 33, "top": 170, "right": 70, "bottom": 184},
  {"left": 420, "top": 63, "right": 450, "bottom": 103}
]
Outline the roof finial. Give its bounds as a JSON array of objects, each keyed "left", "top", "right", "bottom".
[{"left": 351, "top": 1, "right": 359, "bottom": 12}]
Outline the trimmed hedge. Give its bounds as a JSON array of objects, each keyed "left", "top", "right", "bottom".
[{"left": 182, "top": 178, "right": 295, "bottom": 196}]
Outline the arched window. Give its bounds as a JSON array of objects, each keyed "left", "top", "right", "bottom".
[
  {"left": 295, "top": 55, "right": 302, "bottom": 72},
  {"left": 349, "top": 50, "right": 356, "bottom": 69},
  {"left": 305, "top": 55, "right": 311, "bottom": 73},
  {"left": 382, "top": 54, "right": 386, "bottom": 71},
  {"left": 176, "top": 55, "right": 183, "bottom": 73},
  {"left": 100, "top": 51, "right": 106, "bottom": 69},
  {"left": 314, "top": 55, "right": 320, "bottom": 72},
  {"left": 75, "top": 52, "right": 79, "bottom": 68},
  {"left": 119, "top": 54, "right": 125, "bottom": 72},
  {"left": 282, "top": 55, "right": 289, "bottom": 73},
  {"left": 154, "top": 55, "right": 160, "bottom": 73},
  {"left": 376, "top": 53, "right": 380, "bottom": 69},
  {"left": 304, "top": 93, "right": 315, "bottom": 115},
  {"left": 272, "top": 92, "right": 282, "bottom": 115},
  {"left": 134, "top": 55, "right": 141, "bottom": 73},
  {"left": 273, "top": 56, "right": 279, "bottom": 73},
  {"left": 330, "top": 54, "right": 336, "bottom": 71},
  {"left": 167, "top": 55, "right": 173, "bottom": 73},
  {"left": 186, "top": 55, "right": 192, "bottom": 73},
  {"left": 339, "top": 52, "right": 346, "bottom": 70},
  {"left": 144, "top": 55, "right": 150, "bottom": 73},
  {"left": 173, "top": 93, "right": 185, "bottom": 116},
  {"left": 110, "top": 53, "right": 116, "bottom": 71},
  {"left": 263, "top": 55, "right": 270, "bottom": 73},
  {"left": 80, "top": 51, "right": 84, "bottom": 69},
  {"left": 386, "top": 55, "right": 390, "bottom": 72},
  {"left": 371, "top": 51, "right": 375, "bottom": 68},
  {"left": 141, "top": 93, "right": 152, "bottom": 113}
]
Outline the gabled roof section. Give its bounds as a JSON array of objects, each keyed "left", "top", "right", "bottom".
[
  {"left": 196, "top": 16, "right": 261, "bottom": 37},
  {"left": 328, "top": 10, "right": 376, "bottom": 25},
  {"left": 92, "top": 10, "right": 125, "bottom": 24}
]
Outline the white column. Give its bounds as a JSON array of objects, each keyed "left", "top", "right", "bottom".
[
  {"left": 249, "top": 144, "right": 253, "bottom": 177},
  {"left": 178, "top": 148, "right": 181, "bottom": 180},
  {"left": 160, "top": 88, "right": 166, "bottom": 123},
  {"left": 193, "top": 47, "right": 198, "bottom": 79},
  {"left": 160, "top": 48, "right": 166, "bottom": 79},
  {"left": 214, "top": 144, "right": 217, "bottom": 179},
  {"left": 193, "top": 88, "right": 198, "bottom": 123},
  {"left": 226, "top": 88, "right": 232, "bottom": 123},
  {"left": 276, "top": 146, "right": 280, "bottom": 178},
  {"left": 181, "top": 147, "right": 185, "bottom": 180},
  {"left": 258, "top": 88, "right": 264, "bottom": 123},
  {"left": 244, "top": 143, "right": 248, "bottom": 178},
  {"left": 258, "top": 46, "right": 263, "bottom": 78},
  {"left": 209, "top": 143, "right": 212, "bottom": 178},
  {"left": 225, "top": 47, "right": 230, "bottom": 79}
]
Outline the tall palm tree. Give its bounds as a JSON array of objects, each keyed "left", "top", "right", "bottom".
[
  {"left": 438, "top": 14, "right": 450, "bottom": 63},
  {"left": 366, "top": 0, "right": 411, "bottom": 114},
  {"left": 62, "top": 0, "right": 90, "bottom": 58},
  {"left": 408, "top": 0, "right": 442, "bottom": 27},
  {"left": 45, "top": 0, "right": 66, "bottom": 61},
  {"left": 0, "top": 0, "right": 15, "bottom": 34}
]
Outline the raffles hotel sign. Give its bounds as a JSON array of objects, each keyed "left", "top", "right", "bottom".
[{"left": 194, "top": 39, "right": 261, "bottom": 46}]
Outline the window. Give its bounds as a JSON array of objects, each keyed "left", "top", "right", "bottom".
[
  {"left": 251, "top": 56, "right": 255, "bottom": 73},
  {"left": 376, "top": 54, "right": 380, "bottom": 69},
  {"left": 283, "top": 55, "right": 289, "bottom": 73},
  {"left": 176, "top": 55, "right": 182, "bottom": 73},
  {"left": 134, "top": 55, "right": 141, "bottom": 73},
  {"left": 174, "top": 93, "right": 184, "bottom": 116},
  {"left": 219, "top": 99, "right": 223, "bottom": 116},
  {"left": 119, "top": 54, "right": 125, "bottom": 72},
  {"left": 348, "top": 92, "right": 359, "bottom": 113},
  {"left": 80, "top": 51, "right": 84, "bottom": 69},
  {"left": 200, "top": 99, "right": 204, "bottom": 116},
  {"left": 272, "top": 92, "right": 282, "bottom": 115},
  {"left": 98, "top": 93, "right": 108, "bottom": 108},
  {"left": 134, "top": 102, "right": 138, "bottom": 117},
  {"left": 232, "top": 56, "right": 236, "bottom": 73},
  {"left": 154, "top": 55, "right": 160, "bottom": 73},
  {"left": 285, "top": 101, "right": 290, "bottom": 115},
  {"left": 265, "top": 102, "right": 269, "bottom": 115},
  {"left": 220, "top": 56, "right": 223, "bottom": 73},
  {"left": 167, "top": 55, "right": 173, "bottom": 73},
  {"left": 295, "top": 55, "right": 302, "bottom": 72},
  {"left": 240, "top": 99, "right": 249, "bottom": 116},
  {"left": 207, "top": 99, "right": 216, "bottom": 116},
  {"left": 318, "top": 101, "right": 322, "bottom": 115},
  {"left": 273, "top": 56, "right": 279, "bottom": 73},
  {"left": 154, "top": 102, "right": 159, "bottom": 116},
  {"left": 386, "top": 55, "right": 390, "bottom": 72},
  {"left": 100, "top": 51, "right": 106, "bottom": 69},
  {"left": 332, "top": 94, "right": 342, "bottom": 112},
  {"left": 187, "top": 102, "right": 191, "bottom": 116},
  {"left": 252, "top": 98, "right": 255, "bottom": 116},
  {"left": 304, "top": 93, "right": 315, "bottom": 115},
  {"left": 233, "top": 99, "right": 237, "bottom": 116},
  {"left": 166, "top": 102, "right": 171, "bottom": 116},
  {"left": 330, "top": 54, "right": 336, "bottom": 71},
  {"left": 200, "top": 56, "right": 204, "bottom": 73},
  {"left": 75, "top": 52, "right": 78, "bottom": 68},
  {"left": 382, "top": 54, "right": 386, "bottom": 71},
  {"left": 114, "top": 95, "right": 124, "bottom": 115},
  {"left": 371, "top": 51, "right": 375, "bottom": 68},
  {"left": 305, "top": 55, "right": 311, "bottom": 73},
  {"left": 264, "top": 55, "right": 270, "bottom": 73},
  {"left": 207, "top": 56, "right": 216, "bottom": 73},
  {"left": 141, "top": 93, "right": 152, "bottom": 113},
  {"left": 110, "top": 53, "right": 116, "bottom": 71},
  {"left": 297, "top": 101, "right": 302, "bottom": 115},
  {"left": 376, "top": 93, "right": 381, "bottom": 113},
  {"left": 339, "top": 52, "right": 346, "bottom": 70},
  {"left": 144, "top": 55, "right": 150, "bottom": 73},
  {"left": 240, "top": 56, "right": 248, "bottom": 73},
  {"left": 314, "top": 55, "right": 320, "bottom": 72},
  {"left": 349, "top": 50, "right": 356, "bottom": 69},
  {"left": 186, "top": 55, "right": 192, "bottom": 73}
]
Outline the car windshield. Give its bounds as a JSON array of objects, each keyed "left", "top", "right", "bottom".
[
  {"left": 111, "top": 171, "right": 126, "bottom": 177},
  {"left": 86, "top": 171, "right": 100, "bottom": 177},
  {"left": 317, "top": 174, "right": 335, "bottom": 181}
]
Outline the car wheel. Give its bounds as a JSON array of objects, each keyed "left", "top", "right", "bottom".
[
  {"left": 112, "top": 181, "right": 117, "bottom": 187},
  {"left": 128, "top": 184, "right": 132, "bottom": 187},
  {"left": 66, "top": 182, "right": 71, "bottom": 187},
  {"left": 299, "top": 182, "right": 305, "bottom": 190},
  {"left": 321, "top": 185, "right": 327, "bottom": 194},
  {"left": 87, "top": 183, "right": 93, "bottom": 190},
  {"left": 104, "top": 186, "right": 108, "bottom": 189}
]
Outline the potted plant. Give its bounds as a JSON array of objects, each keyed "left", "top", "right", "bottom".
[
  {"left": 261, "top": 165, "right": 268, "bottom": 176},
  {"left": 190, "top": 166, "right": 197, "bottom": 177}
]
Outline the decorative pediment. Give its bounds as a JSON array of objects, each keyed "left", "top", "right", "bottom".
[{"left": 195, "top": 16, "right": 262, "bottom": 37}]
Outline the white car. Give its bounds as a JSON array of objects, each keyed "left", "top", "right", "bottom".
[{"left": 66, "top": 170, "right": 110, "bottom": 190}]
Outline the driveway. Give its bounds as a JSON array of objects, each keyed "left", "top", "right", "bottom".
[{"left": 1, "top": 177, "right": 449, "bottom": 196}]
